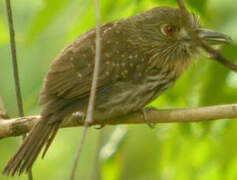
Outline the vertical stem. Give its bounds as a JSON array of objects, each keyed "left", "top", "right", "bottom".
[
  {"left": 69, "top": 127, "right": 89, "bottom": 180},
  {"left": 5, "top": 0, "right": 24, "bottom": 117},
  {"left": 85, "top": 0, "right": 101, "bottom": 124},
  {"left": 69, "top": 0, "right": 101, "bottom": 179},
  {"left": 92, "top": 130, "right": 106, "bottom": 180},
  {"left": 176, "top": 0, "right": 188, "bottom": 12},
  {"left": 4, "top": 0, "right": 33, "bottom": 179}
]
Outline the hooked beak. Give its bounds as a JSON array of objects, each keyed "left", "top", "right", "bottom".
[{"left": 197, "top": 28, "right": 232, "bottom": 45}]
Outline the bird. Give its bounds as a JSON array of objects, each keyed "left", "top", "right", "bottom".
[{"left": 3, "top": 6, "right": 231, "bottom": 176}]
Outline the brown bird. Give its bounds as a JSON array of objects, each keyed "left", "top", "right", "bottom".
[{"left": 3, "top": 6, "right": 230, "bottom": 176}]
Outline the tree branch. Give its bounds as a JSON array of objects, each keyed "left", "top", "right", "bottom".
[
  {"left": 70, "top": 0, "right": 101, "bottom": 179},
  {"left": 5, "top": 0, "right": 33, "bottom": 178},
  {"left": 0, "top": 104, "right": 236, "bottom": 139},
  {"left": 5, "top": 0, "right": 25, "bottom": 117}
]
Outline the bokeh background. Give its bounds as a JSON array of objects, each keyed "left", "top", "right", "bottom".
[{"left": 0, "top": 0, "right": 237, "bottom": 179}]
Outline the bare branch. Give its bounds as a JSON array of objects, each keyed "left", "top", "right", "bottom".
[
  {"left": 5, "top": 0, "right": 24, "bottom": 117},
  {"left": 4, "top": 0, "right": 33, "bottom": 179},
  {"left": 70, "top": 0, "right": 101, "bottom": 179},
  {"left": 92, "top": 129, "right": 107, "bottom": 180},
  {"left": 176, "top": 0, "right": 188, "bottom": 13},
  {"left": 85, "top": 0, "right": 102, "bottom": 125},
  {"left": 1, "top": 104, "right": 237, "bottom": 139},
  {"left": 176, "top": 0, "right": 237, "bottom": 73}
]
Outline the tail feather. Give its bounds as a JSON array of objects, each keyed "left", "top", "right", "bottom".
[
  {"left": 42, "top": 125, "right": 59, "bottom": 159},
  {"left": 3, "top": 98, "right": 82, "bottom": 176},
  {"left": 20, "top": 125, "right": 55, "bottom": 173},
  {"left": 2, "top": 115, "right": 61, "bottom": 176}
]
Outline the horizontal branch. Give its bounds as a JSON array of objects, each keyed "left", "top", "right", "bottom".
[{"left": 0, "top": 104, "right": 237, "bottom": 139}]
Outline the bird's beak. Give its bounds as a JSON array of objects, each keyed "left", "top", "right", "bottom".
[{"left": 197, "top": 28, "right": 232, "bottom": 45}]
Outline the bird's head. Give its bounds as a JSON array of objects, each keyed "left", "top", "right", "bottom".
[{"left": 128, "top": 7, "right": 231, "bottom": 72}]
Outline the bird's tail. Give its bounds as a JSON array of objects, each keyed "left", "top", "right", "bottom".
[{"left": 2, "top": 114, "right": 61, "bottom": 176}]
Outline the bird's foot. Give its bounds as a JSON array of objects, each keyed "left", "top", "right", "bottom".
[
  {"left": 72, "top": 111, "right": 85, "bottom": 124},
  {"left": 142, "top": 107, "right": 156, "bottom": 128}
]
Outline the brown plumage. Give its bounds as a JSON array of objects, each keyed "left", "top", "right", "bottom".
[{"left": 3, "top": 6, "right": 230, "bottom": 176}]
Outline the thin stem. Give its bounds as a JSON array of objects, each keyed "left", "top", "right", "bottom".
[
  {"left": 69, "top": 122, "right": 89, "bottom": 180},
  {"left": 176, "top": 0, "right": 188, "bottom": 12},
  {"left": 176, "top": 0, "right": 237, "bottom": 73},
  {"left": 69, "top": 0, "right": 101, "bottom": 179},
  {"left": 5, "top": 0, "right": 24, "bottom": 117},
  {"left": 198, "top": 40, "right": 237, "bottom": 72},
  {"left": 92, "top": 130, "right": 105, "bottom": 180},
  {"left": 4, "top": 0, "right": 33, "bottom": 179},
  {"left": 85, "top": 0, "right": 101, "bottom": 124}
]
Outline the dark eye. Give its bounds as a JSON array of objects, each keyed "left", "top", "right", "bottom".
[{"left": 160, "top": 24, "right": 177, "bottom": 36}]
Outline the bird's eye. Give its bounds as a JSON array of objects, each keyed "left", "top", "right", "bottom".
[{"left": 160, "top": 24, "right": 177, "bottom": 36}]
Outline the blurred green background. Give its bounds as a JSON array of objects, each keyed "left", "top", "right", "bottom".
[{"left": 0, "top": 0, "right": 237, "bottom": 179}]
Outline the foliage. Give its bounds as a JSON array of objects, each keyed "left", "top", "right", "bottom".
[{"left": 0, "top": 0, "right": 237, "bottom": 179}]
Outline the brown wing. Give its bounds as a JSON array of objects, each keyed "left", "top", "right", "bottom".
[{"left": 39, "top": 21, "right": 130, "bottom": 105}]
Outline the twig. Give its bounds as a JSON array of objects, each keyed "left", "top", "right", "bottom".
[
  {"left": 4, "top": 0, "right": 33, "bottom": 179},
  {"left": 69, "top": 0, "right": 101, "bottom": 179},
  {"left": 176, "top": 0, "right": 187, "bottom": 12},
  {"left": 176, "top": 0, "right": 237, "bottom": 72},
  {"left": 5, "top": 0, "right": 24, "bottom": 117},
  {"left": 92, "top": 130, "right": 105, "bottom": 180},
  {"left": 69, "top": 127, "right": 89, "bottom": 180},
  {"left": 195, "top": 39, "right": 237, "bottom": 73},
  {"left": 1, "top": 104, "right": 237, "bottom": 139}
]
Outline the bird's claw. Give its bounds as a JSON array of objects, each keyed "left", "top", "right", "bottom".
[{"left": 142, "top": 107, "right": 156, "bottom": 128}]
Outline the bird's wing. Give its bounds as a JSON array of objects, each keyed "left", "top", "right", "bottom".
[{"left": 39, "top": 21, "right": 133, "bottom": 105}]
